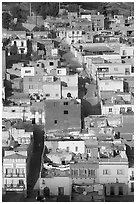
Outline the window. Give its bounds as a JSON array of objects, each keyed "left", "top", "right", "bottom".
[
  {"left": 41, "top": 63, "right": 45, "bottom": 68},
  {"left": 74, "top": 169, "right": 78, "bottom": 177},
  {"left": 29, "top": 78, "right": 32, "bottom": 82},
  {"left": 37, "top": 64, "right": 39, "bottom": 67},
  {"left": 117, "top": 169, "right": 124, "bottom": 175},
  {"left": 58, "top": 187, "right": 64, "bottom": 196},
  {"left": 29, "top": 85, "right": 33, "bottom": 89},
  {"left": 109, "top": 108, "right": 112, "bottom": 113},
  {"left": 21, "top": 50, "right": 24, "bottom": 54},
  {"left": 77, "top": 31, "right": 79, "bottom": 35},
  {"left": 75, "top": 146, "right": 78, "bottom": 152},
  {"left": 19, "top": 180, "right": 24, "bottom": 186},
  {"left": 56, "top": 94, "right": 59, "bottom": 97},
  {"left": 110, "top": 186, "right": 115, "bottom": 195},
  {"left": 103, "top": 169, "right": 111, "bottom": 175},
  {"left": 45, "top": 94, "right": 50, "bottom": 97},
  {"left": 64, "top": 110, "right": 68, "bottom": 114},
  {"left": 12, "top": 110, "right": 15, "bottom": 112},
  {"left": 64, "top": 102, "right": 68, "bottom": 105},
  {"left": 49, "top": 62, "right": 54, "bottom": 66},
  {"left": 72, "top": 31, "right": 74, "bottom": 35},
  {"left": 131, "top": 183, "right": 134, "bottom": 192},
  {"left": 120, "top": 107, "right": 125, "bottom": 114},
  {"left": 119, "top": 186, "right": 123, "bottom": 195},
  {"left": 131, "top": 66, "right": 134, "bottom": 73},
  {"left": 66, "top": 146, "right": 69, "bottom": 152},
  {"left": 21, "top": 41, "right": 24, "bottom": 46},
  {"left": 25, "top": 70, "right": 31, "bottom": 73},
  {"left": 88, "top": 169, "right": 95, "bottom": 176},
  {"left": 54, "top": 120, "right": 57, "bottom": 124}
]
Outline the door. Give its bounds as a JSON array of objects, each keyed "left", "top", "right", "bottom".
[{"left": 58, "top": 187, "right": 64, "bottom": 196}]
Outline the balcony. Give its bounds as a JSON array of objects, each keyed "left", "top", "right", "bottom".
[
  {"left": 130, "top": 176, "right": 134, "bottom": 181},
  {"left": 4, "top": 184, "right": 25, "bottom": 191},
  {"left": 4, "top": 173, "right": 25, "bottom": 178}
]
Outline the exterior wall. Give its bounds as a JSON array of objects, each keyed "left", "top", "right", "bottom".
[
  {"left": 59, "top": 74, "right": 78, "bottom": 87},
  {"left": 99, "top": 161, "right": 128, "bottom": 184},
  {"left": 42, "top": 82, "right": 61, "bottom": 99},
  {"left": 98, "top": 79, "right": 123, "bottom": 92},
  {"left": 36, "top": 58, "right": 59, "bottom": 74},
  {"left": 45, "top": 99, "right": 81, "bottom": 133},
  {"left": 3, "top": 157, "right": 27, "bottom": 193},
  {"left": 128, "top": 167, "right": 134, "bottom": 195},
  {"left": 21, "top": 66, "right": 35, "bottom": 78},
  {"left": 2, "top": 106, "right": 31, "bottom": 120},
  {"left": 120, "top": 46, "right": 134, "bottom": 57},
  {"left": 11, "top": 39, "right": 27, "bottom": 54},
  {"left": 23, "top": 76, "right": 43, "bottom": 94},
  {"left": 91, "top": 63, "right": 132, "bottom": 79},
  {"left": 66, "top": 30, "right": 84, "bottom": 45},
  {"left": 2, "top": 50, "right": 6, "bottom": 79},
  {"left": 81, "top": 14, "right": 92, "bottom": 21},
  {"left": 70, "top": 162, "right": 99, "bottom": 184},
  {"left": 105, "top": 183, "right": 128, "bottom": 196},
  {"left": 58, "top": 140, "right": 85, "bottom": 154},
  {"left": 62, "top": 86, "right": 78, "bottom": 99},
  {"left": 40, "top": 177, "right": 72, "bottom": 196},
  {"left": 56, "top": 68, "right": 68, "bottom": 76},
  {"left": 91, "top": 15, "right": 104, "bottom": 31},
  {"left": 101, "top": 103, "right": 134, "bottom": 115}
]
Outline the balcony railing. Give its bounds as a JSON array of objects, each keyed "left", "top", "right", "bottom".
[
  {"left": 5, "top": 173, "right": 25, "bottom": 178},
  {"left": 4, "top": 184, "right": 25, "bottom": 191}
]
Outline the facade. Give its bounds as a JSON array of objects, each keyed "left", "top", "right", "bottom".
[
  {"left": 21, "top": 66, "right": 35, "bottom": 78},
  {"left": 23, "top": 75, "right": 43, "bottom": 94},
  {"left": 99, "top": 156, "right": 128, "bottom": 195},
  {"left": 10, "top": 39, "right": 27, "bottom": 54},
  {"left": 128, "top": 167, "right": 134, "bottom": 195},
  {"left": 91, "top": 14, "right": 104, "bottom": 31},
  {"left": 90, "top": 62, "right": 132, "bottom": 80},
  {"left": 58, "top": 140, "right": 85, "bottom": 154},
  {"left": 45, "top": 99, "right": 81, "bottom": 133},
  {"left": 98, "top": 78, "right": 124, "bottom": 93},
  {"left": 42, "top": 80, "right": 61, "bottom": 100},
  {"left": 3, "top": 153, "right": 27, "bottom": 195}
]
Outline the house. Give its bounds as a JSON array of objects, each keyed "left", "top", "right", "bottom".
[
  {"left": 23, "top": 75, "right": 43, "bottom": 94},
  {"left": 10, "top": 38, "right": 27, "bottom": 55},
  {"left": 21, "top": 66, "right": 35, "bottom": 78},
  {"left": 90, "top": 62, "right": 132, "bottom": 80},
  {"left": 44, "top": 99, "right": 81, "bottom": 133},
  {"left": 3, "top": 153, "right": 27, "bottom": 196},
  {"left": 39, "top": 149, "right": 72, "bottom": 200},
  {"left": 120, "top": 45, "right": 134, "bottom": 59},
  {"left": 71, "top": 43, "right": 121, "bottom": 66},
  {"left": 42, "top": 80, "right": 61, "bottom": 100},
  {"left": 100, "top": 91, "right": 134, "bottom": 115},
  {"left": 98, "top": 78, "right": 124, "bottom": 93},
  {"left": 91, "top": 14, "right": 104, "bottom": 31},
  {"left": 99, "top": 149, "right": 129, "bottom": 196}
]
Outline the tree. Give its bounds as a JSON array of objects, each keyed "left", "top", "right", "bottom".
[
  {"left": 10, "top": 42, "right": 18, "bottom": 55},
  {"left": 10, "top": 5, "right": 27, "bottom": 23},
  {"left": 2, "top": 12, "right": 12, "bottom": 30},
  {"left": 68, "top": 4, "right": 79, "bottom": 12}
]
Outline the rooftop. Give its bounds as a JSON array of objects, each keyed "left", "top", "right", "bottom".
[{"left": 4, "top": 152, "right": 27, "bottom": 160}]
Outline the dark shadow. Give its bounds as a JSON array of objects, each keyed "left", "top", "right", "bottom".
[
  {"left": 78, "top": 77, "right": 90, "bottom": 99},
  {"left": 81, "top": 99, "right": 101, "bottom": 129},
  {"left": 27, "top": 125, "right": 44, "bottom": 195}
]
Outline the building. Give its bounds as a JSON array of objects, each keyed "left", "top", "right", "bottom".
[
  {"left": 21, "top": 66, "right": 35, "bottom": 78},
  {"left": 3, "top": 153, "right": 27, "bottom": 196},
  {"left": 42, "top": 80, "right": 61, "bottom": 100},
  {"left": 90, "top": 62, "right": 132, "bottom": 80},
  {"left": 39, "top": 149, "right": 72, "bottom": 200},
  {"left": 98, "top": 78, "right": 124, "bottom": 93},
  {"left": 99, "top": 149, "right": 129, "bottom": 196},
  {"left": 45, "top": 99, "right": 81, "bottom": 133},
  {"left": 10, "top": 39, "right": 27, "bottom": 55},
  {"left": 100, "top": 91, "right": 134, "bottom": 115}
]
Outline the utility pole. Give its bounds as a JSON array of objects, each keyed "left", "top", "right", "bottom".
[{"left": 30, "top": 2, "right": 32, "bottom": 17}]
